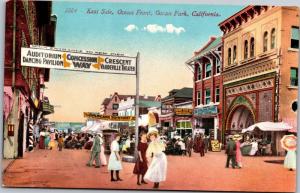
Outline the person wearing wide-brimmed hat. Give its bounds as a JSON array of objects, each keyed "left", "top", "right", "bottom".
[
  {"left": 225, "top": 135, "right": 237, "bottom": 169},
  {"left": 144, "top": 127, "right": 167, "bottom": 189},
  {"left": 233, "top": 134, "right": 243, "bottom": 169}
]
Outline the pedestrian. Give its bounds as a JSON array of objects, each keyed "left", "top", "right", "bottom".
[
  {"left": 233, "top": 134, "right": 243, "bottom": 169},
  {"left": 177, "top": 139, "right": 186, "bottom": 156},
  {"left": 39, "top": 129, "right": 46, "bottom": 149},
  {"left": 49, "top": 131, "right": 56, "bottom": 150},
  {"left": 185, "top": 135, "right": 193, "bottom": 157},
  {"left": 284, "top": 150, "right": 296, "bottom": 171},
  {"left": 99, "top": 134, "right": 107, "bottom": 166},
  {"left": 108, "top": 133, "right": 123, "bottom": 181},
  {"left": 199, "top": 135, "right": 205, "bottom": 157},
  {"left": 86, "top": 133, "right": 101, "bottom": 168},
  {"left": 44, "top": 130, "right": 50, "bottom": 150},
  {"left": 144, "top": 128, "right": 167, "bottom": 189},
  {"left": 133, "top": 131, "right": 148, "bottom": 185},
  {"left": 225, "top": 135, "right": 237, "bottom": 169},
  {"left": 204, "top": 135, "right": 209, "bottom": 153},
  {"left": 58, "top": 134, "right": 64, "bottom": 151}
]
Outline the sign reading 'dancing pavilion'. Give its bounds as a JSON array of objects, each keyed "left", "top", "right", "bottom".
[
  {"left": 84, "top": 112, "right": 135, "bottom": 121},
  {"left": 194, "top": 106, "right": 218, "bottom": 116},
  {"left": 21, "top": 46, "right": 137, "bottom": 75}
]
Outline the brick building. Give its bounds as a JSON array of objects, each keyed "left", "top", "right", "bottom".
[
  {"left": 219, "top": 6, "right": 299, "bottom": 154},
  {"left": 3, "top": 1, "right": 56, "bottom": 158},
  {"left": 186, "top": 37, "right": 223, "bottom": 141}
]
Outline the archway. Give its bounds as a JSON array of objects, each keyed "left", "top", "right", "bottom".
[{"left": 227, "top": 105, "right": 255, "bottom": 131}]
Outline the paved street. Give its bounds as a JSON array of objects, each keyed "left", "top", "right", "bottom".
[{"left": 2, "top": 149, "right": 296, "bottom": 192}]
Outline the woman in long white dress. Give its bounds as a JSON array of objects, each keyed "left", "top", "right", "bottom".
[
  {"left": 284, "top": 150, "right": 296, "bottom": 171},
  {"left": 108, "top": 133, "right": 122, "bottom": 181},
  {"left": 144, "top": 128, "right": 167, "bottom": 189}
]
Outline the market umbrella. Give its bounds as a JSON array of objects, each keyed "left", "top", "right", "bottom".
[{"left": 280, "top": 135, "right": 297, "bottom": 151}]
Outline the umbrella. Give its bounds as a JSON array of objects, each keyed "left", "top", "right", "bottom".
[{"left": 280, "top": 135, "right": 297, "bottom": 151}]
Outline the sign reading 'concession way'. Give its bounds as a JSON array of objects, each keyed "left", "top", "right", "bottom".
[
  {"left": 83, "top": 112, "right": 135, "bottom": 121},
  {"left": 21, "top": 47, "right": 137, "bottom": 75}
]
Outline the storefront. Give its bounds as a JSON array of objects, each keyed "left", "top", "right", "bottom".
[{"left": 194, "top": 105, "right": 221, "bottom": 141}]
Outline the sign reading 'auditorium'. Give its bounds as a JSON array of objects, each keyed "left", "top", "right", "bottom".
[{"left": 21, "top": 47, "right": 137, "bottom": 75}]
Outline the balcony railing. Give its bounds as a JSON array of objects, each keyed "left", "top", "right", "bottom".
[{"left": 290, "top": 78, "right": 298, "bottom": 86}]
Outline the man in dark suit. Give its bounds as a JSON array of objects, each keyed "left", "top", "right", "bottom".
[
  {"left": 86, "top": 133, "right": 101, "bottom": 168},
  {"left": 225, "top": 135, "right": 237, "bottom": 169}
]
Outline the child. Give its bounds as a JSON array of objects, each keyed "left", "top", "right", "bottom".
[{"left": 58, "top": 135, "right": 64, "bottom": 151}]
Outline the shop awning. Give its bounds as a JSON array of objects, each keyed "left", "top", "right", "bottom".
[{"left": 242, "top": 122, "right": 293, "bottom": 133}]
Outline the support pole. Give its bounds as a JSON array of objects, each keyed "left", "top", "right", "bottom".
[{"left": 135, "top": 52, "right": 140, "bottom": 158}]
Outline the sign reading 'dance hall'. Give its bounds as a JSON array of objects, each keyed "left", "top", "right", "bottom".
[{"left": 21, "top": 47, "right": 137, "bottom": 75}]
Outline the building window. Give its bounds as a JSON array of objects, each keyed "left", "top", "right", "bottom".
[
  {"left": 112, "top": 113, "right": 118, "bottom": 116},
  {"left": 197, "top": 91, "right": 201, "bottom": 106},
  {"left": 216, "top": 60, "right": 221, "bottom": 74},
  {"left": 233, "top": 45, "right": 237, "bottom": 63},
  {"left": 244, "top": 40, "right": 248, "bottom": 59},
  {"left": 250, "top": 37, "right": 255, "bottom": 57},
  {"left": 290, "top": 68, "right": 298, "bottom": 86},
  {"left": 215, "top": 87, "right": 220, "bottom": 103},
  {"left": 291, "top": 26, "right": 299, "bottom": 49},
  {"left": 197, "top": 64, "right": 202, "bottom": 80},
  {"left": 205, "top": 63, "right": 211, "bottom": 78},
  {"left": 114, "top": 97, "right": 117, "bottom": 102},
  {"left": 228, "top": 48, "right": 231, "bottom": 65},
  {"left": 112, "top": 104, "right": 119, "bottom": 110},
  {"left": 271, "top": 28, "right": 276, "bottom": 49},
  {"left": 263, "top": 31, "right": 268, "bottom": 52},
  {"left": 205, "top": 89, "right": 211, "bottom": 105}
]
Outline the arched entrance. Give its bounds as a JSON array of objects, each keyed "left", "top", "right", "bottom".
[{"left": 227, "top": 105, "right": 255, "bottom": 131}]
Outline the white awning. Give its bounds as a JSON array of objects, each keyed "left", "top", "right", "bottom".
[{"left": 242, "top": 122, "right": 293, "bottom": 133}]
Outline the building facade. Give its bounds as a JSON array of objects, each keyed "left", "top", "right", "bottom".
[
  {"left": 99, "top": 92, "right": 134, "bottom": 116},
  {"left": 186, "top": 37, "right": 223, "bottom": 141},
  {"left": 159, "top": 87, "right": 193, "bottom": 136},
  {"left": 3, "top": 1, "right": 56, "bottom": 158},
  {"left": 219, "top": 6, "right": 299, "bottom": 153}
]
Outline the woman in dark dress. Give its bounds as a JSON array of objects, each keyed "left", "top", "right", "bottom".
[{"left": 133, "top": 132, "right": 148, "bottom": 185}]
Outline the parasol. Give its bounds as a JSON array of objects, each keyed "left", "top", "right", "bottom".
[{"left": 280, "top": 135, "right": 297, "bottom": 151}]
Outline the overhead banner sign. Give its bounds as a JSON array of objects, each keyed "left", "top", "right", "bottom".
[
  {"left": 84, "top": 112, "right": 135, "bottom": 122},
  {"left": 21, "top": 47, "right": 137, "bottom": 75},
  {"left": 174, "top": 108, "right": 193, "bottom": 115}
]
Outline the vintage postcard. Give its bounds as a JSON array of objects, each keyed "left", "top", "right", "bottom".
[{"left": 1, "top": 1, "right": 299, "bottom": 192}]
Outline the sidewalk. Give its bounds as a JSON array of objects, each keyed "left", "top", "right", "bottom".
[
  {"left": 1, "top": 158, "right": 15, "bottom": 173},
  {"left": 2, "top": 149, "right": 296, "bottom": 192}
]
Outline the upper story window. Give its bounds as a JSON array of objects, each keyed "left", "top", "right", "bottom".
[
  {"left": 205, "top": 88, "right": 211, "bottom": 105},
  {"left": 271, "top": 28, "right": 276, "bottom": 49},
  {"left": 197, "top": 91, "right": 201, "bottom": 106},
  {"left": 291, "top": 26, "right": 299, "bottom": 49},
  {"left": 250, "top": 37, "right": 255, "bottom": 57},
  {"left": 216, "top": 60, "right": 221, "bottom": 74},
  {"left": 233, "top": 45, "right": 237, "bottom": 63},
  {"left": 290, "top": 67, "right": 298, "bottom": 86},
  {"left": 244, "top": 40, "right": 248, "bottom": 59},
  {"left": 263, "top": 31, "right": 268, "bottom": 52},
  {"left": 215, "top": 86, "right": 220, "bottom": 103},
  {"left": 197, "top": 64, "right": 202, "bottom": 80},
  {"left": 112, "top": 104, "right": 119, "bottom": 110},
  {"left": 114, "top": 97, "right": 118, "bottom": 102},
  {"left": 228, "top": 48, "right": 232, "bottom": 65},
  {"left": 112, "top": 113, "right": 118, "bottom": 116},
  {"left": 205, "top": 63, "right": 212, "bottom": 78}
]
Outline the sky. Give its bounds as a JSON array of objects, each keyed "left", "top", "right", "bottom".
[{"left": 44, "top": 2, "right": 244, "bottom": 122}]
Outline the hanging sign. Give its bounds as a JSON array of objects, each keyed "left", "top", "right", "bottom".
[
  {"left": 84, "top": 112, "right": 135, "bottom": 121},
  {"left": 21, "top": 47, "right": 137, "bottom": 75}
]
